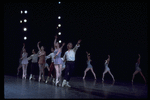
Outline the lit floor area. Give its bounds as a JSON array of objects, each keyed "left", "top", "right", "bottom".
[{"left": 4, "top": 75, "right": 147, "bottom": 99}]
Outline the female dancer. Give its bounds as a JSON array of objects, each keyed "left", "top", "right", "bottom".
[
  {"left": 132, "top": 54, "right": 146, "bottom": 84},
  {"left": 17, "top": 50, "right": 23, "bottom": 75},
  {"left": 83, "top": 51, "right": 96, "bottom": 80},
  {"left": 21, "top": 43, "right": 28, "bottom": 79},
  {"left": 27, "top": 49, "right": 39, "bottom": 80},
  {"left": 62, "top": 39, "right": 81, "bottom": 87},
  {"left": 37, "top": 41, "right": 46, "bottom": 82},
  {"left": 102, "top": 55, "right": 115, "bottom": 82},
  {"left": 53, "top": 35, "right": 65, "bottom": 86},
  {"left": 45, "top": 47, "right": 55, "bottom": 84}
]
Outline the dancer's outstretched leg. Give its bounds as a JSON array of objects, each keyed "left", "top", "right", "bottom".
[
  {"left": 83, "top": 68, "right": 90, "bottom": 79},
  {"left": 108, "top": 71, "right": 115, "bottom": 81},
  {"left": 90, "top": 68, "right": 96, "bottom": 79},
  {"left": 132, "top": 70, "right": 139, "bottom": 83},
  {"left": 102, "top": 70, "right": 108, "bottom": 81},
  {"left": 139, "top": 71, "right": 147, "bottom": 83}
]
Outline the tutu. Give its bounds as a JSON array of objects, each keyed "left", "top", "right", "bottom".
[
  {"left": 135, "top": 63, "right": 141, "bottom": 71},
  {"left": 54, "top": 58, "right": 63, "bottom": 64},
  {"left": 22, "top": 59, "right": 28, "bottom": 65},
  {"left": 54, "top": 49, "right": 63, "bottom": 65},
  {"left": 87, "top": 60, "right": 93, "bottom": 68},
  {"left": 104, "top": 63, "right": 110, "bottom": 71},
  {"left": 21, "top": 53, "right": 28, "bottom": 65}
]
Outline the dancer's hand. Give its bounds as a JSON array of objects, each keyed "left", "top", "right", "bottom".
[
  {"left": 62, "top": 43, "right": 65, "bottom": 46},
  {"left": 38, "top": 41, "right": 41, "bottom": 44},
  {"left": 77, "top": 39, "right": 82, "bottom": 44},
  {"left": 55, "top": 35, "right": 57, "bottom": 39}
]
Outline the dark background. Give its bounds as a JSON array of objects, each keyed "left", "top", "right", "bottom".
[{"left": 4, "top": 2, "right": 148, "bottom": 83}]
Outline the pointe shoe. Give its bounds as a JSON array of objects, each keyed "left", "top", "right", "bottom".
[
  {"left": 45, "top": 77, "right": 50, "bottom": 83},
  {"left": 131, "top": 80, "right": 133, "bottom": 83},
  {"left": 66, "top": 81, "right": 71, "bottom": 87},
  {"left": 102, "top": 78, "right": 104, "bottom": 82},
  {"left": 62, "top": 80, "right": 67, "bottom": 87},
  {"left": 39, "top": 77, "right": 41, "bottom": 82},
  {"left": 83, "top": 77, "right": 85, "bottom": 80},
  {"left": 55, "top": 79, "right": 59, "bottom": 86}
]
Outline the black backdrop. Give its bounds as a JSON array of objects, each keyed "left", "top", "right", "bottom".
[{"left": 4, "top": 2, "right": 148, "bottom": 83}]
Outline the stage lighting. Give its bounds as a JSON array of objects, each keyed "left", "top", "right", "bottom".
[
  {"left": 58, "top": 32, "right": 61, "bottom": 35},
  {"left": 24, "top": 19, "right": 27, "bottom": 23},
  {"left": 58, "top": 24, "right": 61, "bottom": 27},
  {"left": 58, "top": 1, "right": 61, "bottom": 4},
  {"left": 58, "top": 16, "right": 61, "bottom": 19},
  {"left": 20, "top": 20, "right": 22, "bottom": 23},
  {"left": 23, "top": 27, "right": 27, "bottom": 31},
  {"left": 21, "top": 10, "right": 23, "bottom": 14},
  {"left": 24, "top": 10, "right": 27, "bottom": 14},
  {"left": 24, "top": 36, "right": 27, "bottom": 40},
  {"left": 59, "top": 40, "right": 61, "bottom": 43}
]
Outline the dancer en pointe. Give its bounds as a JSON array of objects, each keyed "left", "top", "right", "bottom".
[
  {"left": 21, "top": 43, "right": 28, "bottom": 79},
  {"left": 37, "top": 41, "right": 46, "bottom": 82},
  {"left": 132, "top": 54, "right": 146, "bottom": 84},
  {"left": 83, "top": 51, "right": 96, "bottom": 80},
  {"left": 45, "top": 47, "right": 56, "bottom": 84},
  {"left": 53, "top": 35, "right": 65, "bottom": 86},
  {"left": 62, "top": 39, "right": 81, "bottom": 87},
  {"left": 102, "top": 55, "right": 115, "bottom": 82},
  {"left": 17, "top": 50, "right": 23, "bottom": 75}
]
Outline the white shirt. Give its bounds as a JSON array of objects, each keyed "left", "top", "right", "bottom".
[
  {"left": 63, "top": 44, "right": 80, "bottom": 61},
  {"left": 46, "top": 52, "right": 55, "bottom": 62},
  {"left": 27, "top": 54, "right": 38, "bottom": 63}
]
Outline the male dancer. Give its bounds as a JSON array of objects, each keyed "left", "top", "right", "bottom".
[
  {"left": 45, "top": 47, "right": 55, "bottom": 83},
  {"left": 62, "top": 39, "right": 82, "bottom": 87}
]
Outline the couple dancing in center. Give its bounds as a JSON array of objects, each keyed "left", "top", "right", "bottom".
[{"left": 52, "top": 35, "right": 81, "bottom": 87}]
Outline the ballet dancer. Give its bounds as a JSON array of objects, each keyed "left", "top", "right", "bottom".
[
  {"left": 102, "top": 55, "right": 115, "bottom": 82},
  {"left": 21, "top": 43, "right": 28, "bottom": 79},
  {"left": 61, "top": 57, "right": 66, "bottom": 71},
  {"left": 132, "top": 54, "right": 146, "bottom": 84},
  {"left": 37, "top": 41, "right": 46, "bottom": 82},
  {"left": 27, "top": 49, "right": 39, "bottom": 80},
  {"left": 53, "top": 35, "right": 65, "bottom": 86},
  {"left": 17, "top": 50, "right": 23, "bottom": 75},
  {"left": 45, "top": 47, "right": 56, "bottom": 84},
  {"left": 43, "top": 56, "right": 50, "bottom": 78},
  {"left": 62, "top": 39, "right": 81, "bottom": 87},
  {"left": 83, "top": 51, "right": 96, "bottom": 80}
]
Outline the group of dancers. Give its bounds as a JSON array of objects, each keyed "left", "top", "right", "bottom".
[{"left": 17, "top": 35, "right": 147, "bottom": 88}]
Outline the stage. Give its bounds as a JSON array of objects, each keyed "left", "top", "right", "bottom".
[{"left": 4, "top": 75, "right": 147, "bottom": 99}]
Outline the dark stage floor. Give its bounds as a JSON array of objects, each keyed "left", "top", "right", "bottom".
[{"left": 4, "top": 75, "right": 147, "bottom": 99}]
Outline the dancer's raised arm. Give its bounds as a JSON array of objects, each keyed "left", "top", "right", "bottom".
[
  {"left": 73, "top": 39, "right": 81, "bottom": 52},
  {"left": 37, "top": 41, "right": 41, "bottom": 52},
  {"left": 54, "top": 35, "right": 57, "bottom": 49}
]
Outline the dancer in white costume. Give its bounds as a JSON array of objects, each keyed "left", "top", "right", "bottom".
[
  {"left": 83, "top": 51, "right": 96, "bottom": 80},
  {"left": 131, "top": 54, "right": 146, "bottom": 84},
  {"left": 28, "top": 49, "right": 39, "bottom": 80},
  {"left": 102, "top": 55, "right": 115, "bottom": 82},
  {"left": 21, "top": 43, "right": 28, "bottom": 79}
]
